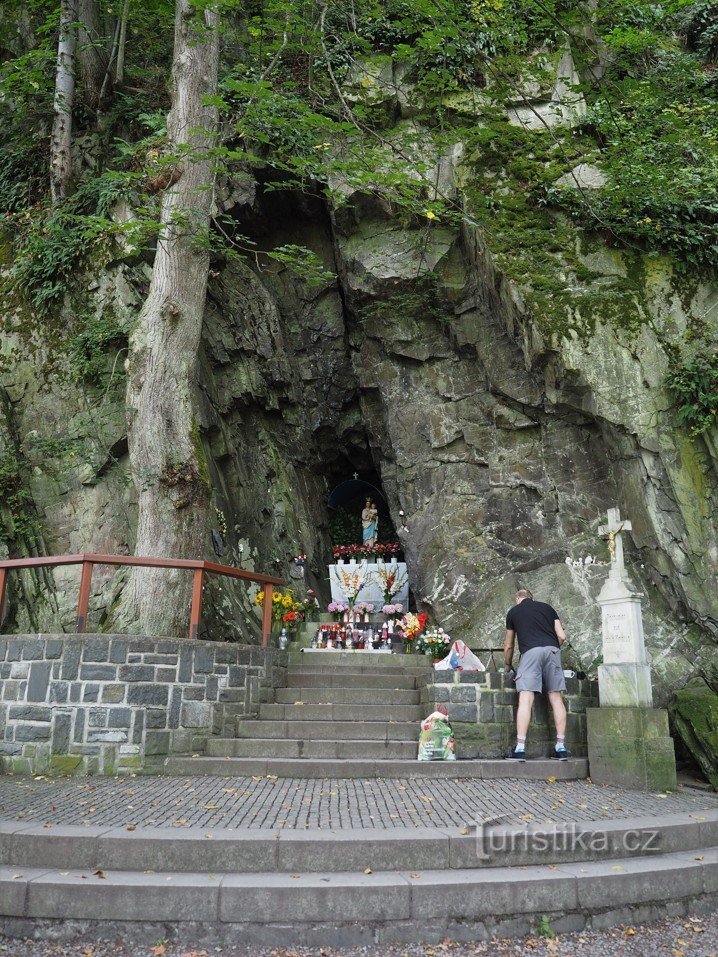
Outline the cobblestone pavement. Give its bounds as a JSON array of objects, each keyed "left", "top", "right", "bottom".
[{"left": 1, "top": 775, "right": 717, "bottom": 830}]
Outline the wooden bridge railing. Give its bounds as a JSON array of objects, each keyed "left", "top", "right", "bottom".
[{"left": 0, "top": 554, "right": 285, "bottom": 646}]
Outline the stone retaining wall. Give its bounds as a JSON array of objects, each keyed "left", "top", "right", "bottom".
[
  {"left": 0, "top": 634, "right": 286, "bottom": 775},
  {"left": 420, "top": 670, "right": 599, "bottom": 758}
]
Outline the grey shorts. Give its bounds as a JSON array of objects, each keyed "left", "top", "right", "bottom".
[{"left": 515, "top": 646, "right": 566, "bottom": 693}]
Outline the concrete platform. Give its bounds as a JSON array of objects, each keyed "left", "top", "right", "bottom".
[{"left": 170, "top": 754, "right": 590, "bottom": 778}]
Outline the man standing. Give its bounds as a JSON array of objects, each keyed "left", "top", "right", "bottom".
[{"left": 503, "top": 588, "right": 569, "bottom": 761}]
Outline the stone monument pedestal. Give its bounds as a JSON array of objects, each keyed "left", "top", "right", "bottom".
[
  {"left": 587, "top": 706, "right": 677, "bottom": 791},
  {"left": 586, "top": 507, "right": 677, "bottom": 791}
]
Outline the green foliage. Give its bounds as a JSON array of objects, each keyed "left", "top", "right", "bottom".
[
  {"left": 665, "top": 347, "right": 718, "bottom": 436},
  {"left": 0, "top": 450, "right": 38, "bottom": 546},
  {"left": 329, "top": 506, "right": 362, "bottom": 546},
  {"left": 679, "top": 1, "right": 718, "bottom": 62},
  {"left": 537, "top": 914, "right": 557, "bottom": 939},
  {"left": 3, "top": 172, "right": 137, "bottom": 323},
  {"left": 547, "top": 53, "right": 718, "bottom": 272},
  {"left": 265, "top": 245, "right": 335, "bottom": 287},
  {"left": 69, "top": 311, "right": 128, "bottom": 384}
]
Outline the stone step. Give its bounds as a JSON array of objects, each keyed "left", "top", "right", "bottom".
[
  {"left": 164, "top": 755, "right": 589, "bottom": 779},
  {"left": 274, "top": 687, "right": 420, "bottom": 705},
  {"left": 3, "top": 813, "right": 714, "bottom": 875},
  {"left": 205, "top": 738, "right": 420, "bottom": 760},
  {"left": 235, "top": 719, "right": 420, "bottom": 742},
  {"left": 3, "top": 847, "right": 717, "bottom": 945},
  {"left": 289, "top": 654, "right": 431, "bottom": 672},
  {"left": 286, "top": 672, "right": 418, "bottom": 689},
  {"left": 259, "top": 703, "right": 423, "bottom": 722}
]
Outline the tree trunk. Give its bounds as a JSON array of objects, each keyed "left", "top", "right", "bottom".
[
  {"left": 78, "top": 0, "right": 110, "bottom": 111},
  {"left": 50, "top": 0, "right": 78, "bottom": 204},
  {"left": 124, "top": 0, "right": 219, "bottom": 636},
  {"left": 115, "top": 0, "right": 131, "bottom": 84}
]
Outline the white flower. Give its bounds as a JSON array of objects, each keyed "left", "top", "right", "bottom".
[
  {"left": 564, "top": 557, "right": 572, "bottom": 565},
  {"left": 584, "top": 556, "right": 593, "bottom": 565}
]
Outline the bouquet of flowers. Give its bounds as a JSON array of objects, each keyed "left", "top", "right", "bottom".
[
  {"left": 333, "top": 566, "right": 370, "bottom": 607},
  {"left": 374, "top": 565, "right": 408, "bottom": 604},
  {"left": 327, "top": 600, "right": 349, "bottom": 621},
  {"left": 382, "top": 603, "right": 403, "bottom": 615},
  {"left": 416, "top": 628, "right": 451, "bottom": 659},
  {"left": 401, "top": 611, "right": 429, "bottom": 650},
  {"left": 254, "top": 587, "right": 304, "bottom": 624},
  {"left": 354, "top": 602, "right": 375, "bottom": 615},
  {"left": 332, "top": 544, "right": 366, "bottom": 561},
  {"left": 297, "top": 588, "right": 319, "bottom": 619}
]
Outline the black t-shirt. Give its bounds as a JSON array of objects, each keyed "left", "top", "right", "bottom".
[{"left": 506, "top": 600, "right": 560, "bottom": 654}]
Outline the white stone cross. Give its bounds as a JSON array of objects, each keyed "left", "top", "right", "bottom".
[
  {"left": 353, "top": 472, "right": 359, "bottom": 480},
  {"left": 598, "top": 506, "right": 632, "bottom": 582}
]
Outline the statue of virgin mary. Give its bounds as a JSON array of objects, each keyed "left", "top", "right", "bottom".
[{"left": 361, "top": 498, "right": 379, "bottom": 548}]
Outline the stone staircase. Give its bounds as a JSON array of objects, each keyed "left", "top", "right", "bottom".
[
  {"left": 167, "top": 649, "right": 588, "bottom": 779},
  {"left": 4, "top": 809, "right": 718, "bottom": 946}
]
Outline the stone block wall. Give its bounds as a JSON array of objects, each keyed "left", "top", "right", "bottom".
[
  {"left": 420, "top": 671, "right": 599, "bottom": 759},
  {"left": 0, "top": 634, "right": 286, "bottom": 775}
]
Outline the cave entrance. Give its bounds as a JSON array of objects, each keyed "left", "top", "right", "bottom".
[{"left": 327, "top": 467, "right": 399, "bottom": 551}]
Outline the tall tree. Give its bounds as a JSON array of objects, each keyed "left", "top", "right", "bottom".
[
  {"left": 77, "top": 0, "right": 111, "bottom": 111},
  {"left": 50, "top": 0, "right": 78, "bottom": 203},
  {"left": 124, "top": 0, "right": 220, "bottom": 635}
]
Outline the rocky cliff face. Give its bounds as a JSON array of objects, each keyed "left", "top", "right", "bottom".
[{"left": 1, "top": 101, "right": 717, "bottom": 704}]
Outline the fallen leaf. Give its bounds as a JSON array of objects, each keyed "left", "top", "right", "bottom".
[
  {"left": 546, "top": 776, "right": 557, "bottom": 783},
  {"left": 409, "top": 873, "right": 421, "bottom": 879},
  {"left": 127, "top": 825, "right": 137, "bottom": 832},
  {"left": 625, "top": 928, "right": 636, "bottom": 936},
  {"left": 92, "top": 869, "right": 106, "bottom": 879},
  {"left": 695, "top": 855, "right": 705, "bottom": 861},
  {"left": 611, "top": 865, "right": 623, "bottom": 872},
  {"left": 150, "top": 946, "right": 167, "bottom": 956},
  {"left": 459, "top": 827, "right": 470, "bottom": 835},
  {"left": 364, "top": 867, "right": 372, "bottom": 874}
]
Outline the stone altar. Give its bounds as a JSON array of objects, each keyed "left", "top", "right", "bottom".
[
  {"left": 328, "top": 561, "right": 410, "bottom": 609},
  {"left": 587, "top": 507, "right": 677, "bottom": 791}
]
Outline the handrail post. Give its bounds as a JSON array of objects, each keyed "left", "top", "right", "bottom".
[
  {"left": 0, "top": 567, "right": 7, "bottom": 626},
  {"left": 76, "top": 561, "right": 93, "bottom": 633},
  {"left": 262, "top": 584, "right": 273, "bottom": 647},
  {"left": 189, "top": 568, "right": 204, "bottom": 639}
]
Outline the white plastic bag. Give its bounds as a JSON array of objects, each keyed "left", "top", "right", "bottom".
[{"left": 434, "top": 639, "right": 486, "bottom": 672}]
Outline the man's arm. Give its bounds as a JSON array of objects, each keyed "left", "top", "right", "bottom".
[
  {"left": 504, "top": 629, "right": 516, "bottom": 668},
  {"left": 554, "top": 619, "right": 566, "bottom": 646}
]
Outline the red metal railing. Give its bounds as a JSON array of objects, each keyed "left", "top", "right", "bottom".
[{"left": 0, "top": 554, "right": 285, "bottom": 646}]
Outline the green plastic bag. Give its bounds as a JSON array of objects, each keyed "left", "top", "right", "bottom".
[{"left": 417, "top": 710, "right": 456, "bottom": 761}]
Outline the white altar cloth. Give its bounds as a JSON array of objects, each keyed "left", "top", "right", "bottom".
[{"left": 328, "top": 561, "right": 409, "bottom": 609}]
